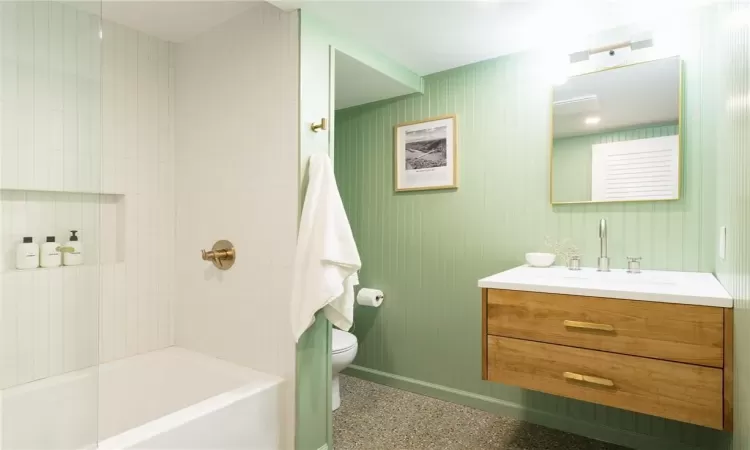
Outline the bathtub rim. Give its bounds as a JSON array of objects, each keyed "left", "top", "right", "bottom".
[{"left": 97, "top": 377, "right": 282, "bottom": 450}]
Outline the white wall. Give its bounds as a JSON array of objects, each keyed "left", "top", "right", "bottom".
[
  {"left": 0, "top": 2, "right": 175, "bottom": 390},
  {"left": 173, "top": 3, "right": 299, "bottom": 445},
  {"left": 98, "top": 18, "right": 176, "bottom": 364}
]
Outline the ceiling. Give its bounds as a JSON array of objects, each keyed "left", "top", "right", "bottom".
[
  {"left": 80, "top": 0, "right": 712, "bottom": 109},
  {"left": 74, "top": 1, "right": 258, "bottom": 43},
  {"left": 335, "top": 51, "right": 416, "bottom": 110},
  {"left": 80, "top": 1, "right": 713, "bottom": 74},
  {"left": 277, "top": 0, "right": 712, "bottom": 76},
  {"left": 553, "top": 57, "right": 680, "bottom": 138}
]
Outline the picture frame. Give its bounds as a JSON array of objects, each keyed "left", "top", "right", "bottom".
[{"left": 394, "top": 115, "right": 458, "bottom": 192}]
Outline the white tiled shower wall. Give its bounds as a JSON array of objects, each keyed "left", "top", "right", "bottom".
[
  {"left": 174, "top": 6, "right": 299, "bottom": 448},
  {"left": 0, "top": 2, "right": 175, "bottom": 389}
]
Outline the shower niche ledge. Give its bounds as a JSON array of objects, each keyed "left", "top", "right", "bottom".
[
  {"left": 0, "top": 188, "right": 127, "bottom": 274},
  {"left": 0, "top": 186, "right": 127, "bottom": 196}
]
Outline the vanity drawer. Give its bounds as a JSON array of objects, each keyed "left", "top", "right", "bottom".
[
  {"left": 487, "top": 336, "right": 724, "bottom": 429},
  {"left": 486, "top": 289, "right": 724, "bottom": 367}
]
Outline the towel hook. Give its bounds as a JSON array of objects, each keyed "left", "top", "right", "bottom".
[
  {"left": 201, "top": 239, "right": 236, "bottom": 270},
  {"left": 311, "top": 118, "right": 327, "bottom": 133}
]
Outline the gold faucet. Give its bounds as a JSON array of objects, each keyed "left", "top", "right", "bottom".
[{"left": 597, "top": 218, "right": 610, "bottom": 272}]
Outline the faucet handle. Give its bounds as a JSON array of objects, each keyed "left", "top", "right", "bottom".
[{"left": 626, "top": 256, "right": 642, "bottom": 274}]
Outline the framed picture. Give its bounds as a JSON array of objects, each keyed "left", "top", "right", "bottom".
[{"left": 394, "top": 115, "right": 457, "bottom": 192}]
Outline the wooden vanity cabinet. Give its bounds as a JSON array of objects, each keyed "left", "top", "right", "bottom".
[{"left": 481, "top": 288, "right": 734, "bottom": 431}]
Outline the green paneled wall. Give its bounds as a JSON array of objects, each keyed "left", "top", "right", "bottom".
[
  {"left": 715, "top": 3, "right": 750, "bottom": 449},
  {"left": 296, "top": 11, "right": 423, "bottom": 450},
  {"left": 552, "top": 123, "right": 678, "bottom": 203},
  {"left": 334, "top": 9, "right": 728, "bottom": 450}
]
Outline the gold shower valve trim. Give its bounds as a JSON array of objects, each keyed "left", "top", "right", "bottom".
[{"left": 201, "top": 240, "right": 236, "bottom": 270}]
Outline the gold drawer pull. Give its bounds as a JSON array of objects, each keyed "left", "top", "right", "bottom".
[
  {"left": 563, "top": 320, "right": 614, "bottom": 332},
  {"left": 563, "top": 371, "right": 615, "bottom": 387}
]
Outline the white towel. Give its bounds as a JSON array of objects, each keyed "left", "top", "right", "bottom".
[{"left": 291, "top": 153, "right": 361, "bottom": 342}]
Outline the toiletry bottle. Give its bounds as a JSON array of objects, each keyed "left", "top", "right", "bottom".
[
  {"left": 62, "top": 230, "right": 83, "bottom": 266},
  {"left": 40, "top": 236, "right": 61, "bottom": 268},
  {"left": 15, "top": 237, "right": 39, "bottom": 270}
]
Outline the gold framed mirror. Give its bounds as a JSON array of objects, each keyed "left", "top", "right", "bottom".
[{"left": 550, "top": 56, "right": 682, "bottom": 205}]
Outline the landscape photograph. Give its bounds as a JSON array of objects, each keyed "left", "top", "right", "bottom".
[{"left": 404, "top": 125, "right": 448, "bottom": 170}]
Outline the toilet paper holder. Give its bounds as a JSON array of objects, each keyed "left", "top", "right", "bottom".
[{"left": 356, "top": 288, "right": 384, "bottom": 307}]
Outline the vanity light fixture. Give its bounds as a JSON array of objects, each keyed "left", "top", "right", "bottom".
[
  {"left": 569, "top": 38, "right": 653, "bottom": 63},
  {"left": 584, "top": 116, "right": 601, "bottom": 125}
]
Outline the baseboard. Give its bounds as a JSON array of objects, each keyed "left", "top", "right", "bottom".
[
  {"left": 316, "top": 445, "right": 328, "bottom": 450},
  {"left": 344, "top": 365, "right": 712, "bottom": 450}
]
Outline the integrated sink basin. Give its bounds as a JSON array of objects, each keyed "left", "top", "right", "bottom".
[
  {"left": 556, "top": 268, "right": 675, "bottom": 285},
  {"left": 478, "top": 265, "right": 732, "bottom": 307}
]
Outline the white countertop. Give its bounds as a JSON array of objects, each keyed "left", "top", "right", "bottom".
[{"left": 478, "top": 265, "right": 733, "bottom": 308}]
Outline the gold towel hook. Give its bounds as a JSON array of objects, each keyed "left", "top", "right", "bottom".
[
  {"left": 201, "top": 240, "right": 236, "bottom": 270},
  {"left": 311, "top": 118, "right": 327, "bottom": 132}
]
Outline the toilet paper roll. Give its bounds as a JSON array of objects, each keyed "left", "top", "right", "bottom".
[{"left": 356, "top": 288, "right": 383, "bottom": 307}]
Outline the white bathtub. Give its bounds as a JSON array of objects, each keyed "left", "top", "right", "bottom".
[{"left": 2, "top": 347, "right": 284, "bottom": 450}]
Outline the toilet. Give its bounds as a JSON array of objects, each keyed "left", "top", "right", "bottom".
[{"left": 331, "top": 329, "right": 358, "bottom": 411}]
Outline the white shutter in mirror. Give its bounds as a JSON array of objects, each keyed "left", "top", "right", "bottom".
[{"left": 591, "top": 135, "right": 679, "bottom": 202}]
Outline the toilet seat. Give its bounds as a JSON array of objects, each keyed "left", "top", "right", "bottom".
[{"left": 332, "top": 329, "right": 357, "bottom": 354}]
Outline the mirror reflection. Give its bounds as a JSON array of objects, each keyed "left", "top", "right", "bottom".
[{"left": 551, "top": 56, "right": 681, "bottom": 204}]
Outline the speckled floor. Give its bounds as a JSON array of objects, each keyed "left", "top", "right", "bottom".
[{"left": 333, "top": 375, "right": 630, "bottom": 450}]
